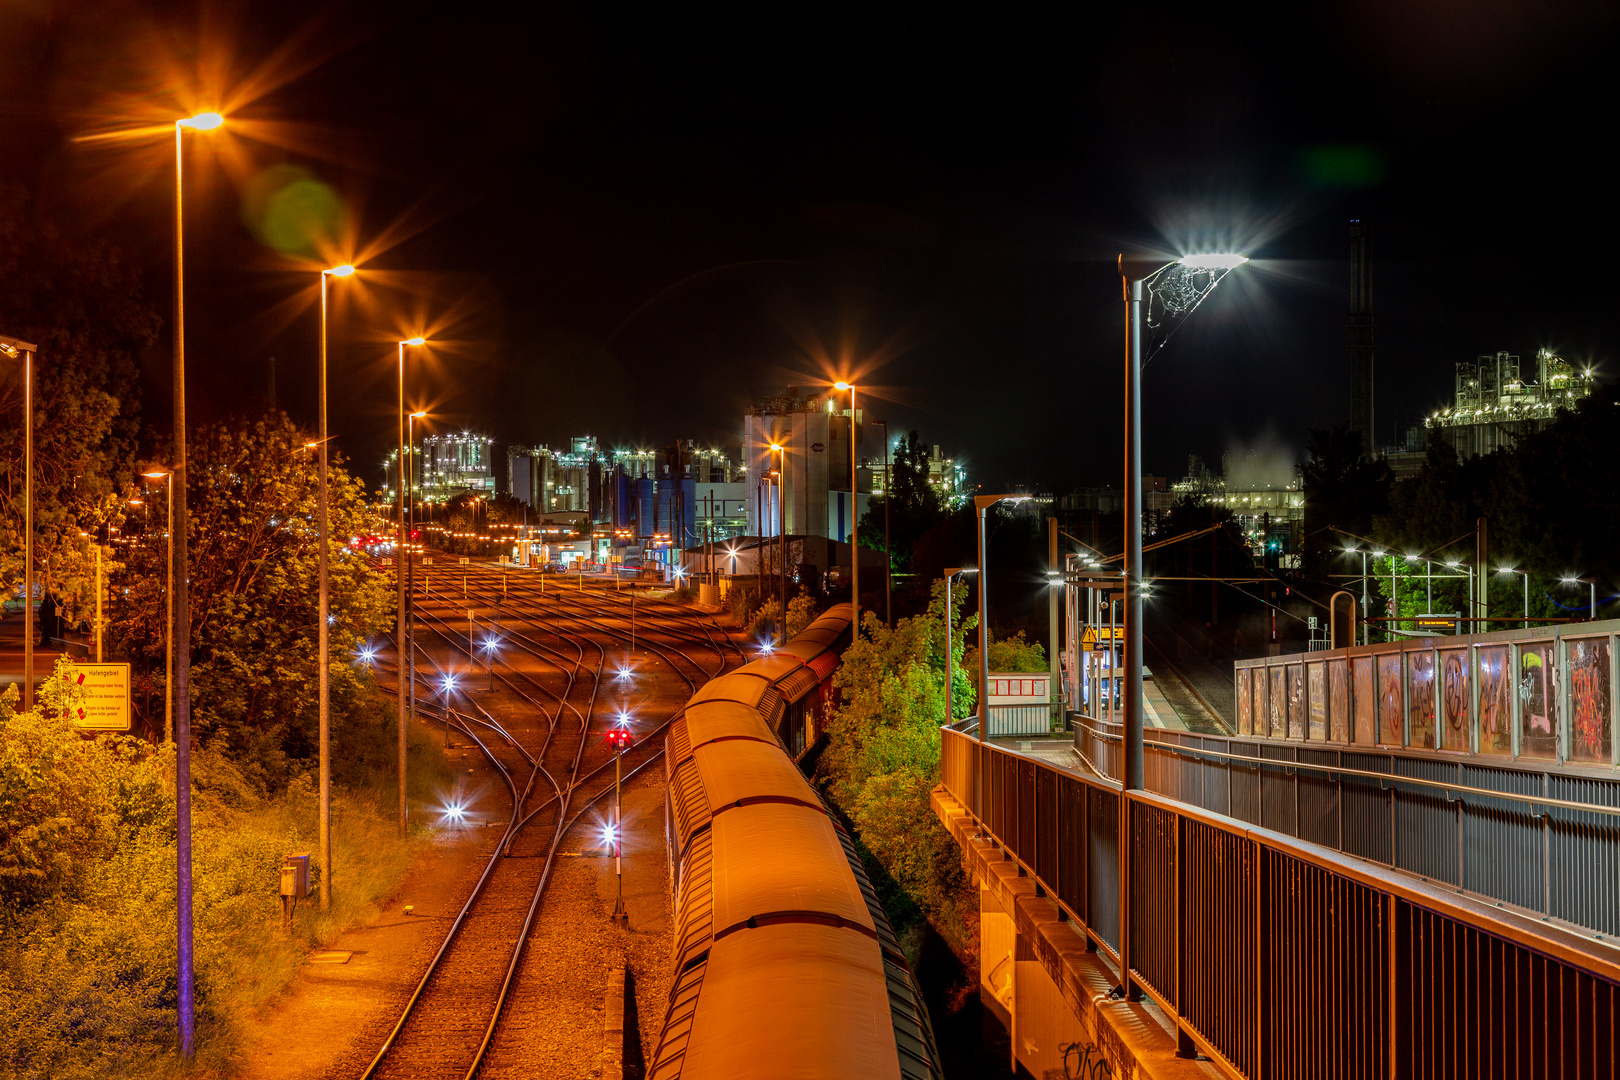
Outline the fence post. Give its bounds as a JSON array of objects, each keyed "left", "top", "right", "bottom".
[
  {"left": 1175, "top": 813, "right": 1195, "bottom": 1058},
  {"left": 1254, "top": 838, "right": 1267, "bottom": 1080}
]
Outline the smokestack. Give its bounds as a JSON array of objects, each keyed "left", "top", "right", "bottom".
[{"left": 1348, "top": 221, "right": 1375, "bottom": 452}]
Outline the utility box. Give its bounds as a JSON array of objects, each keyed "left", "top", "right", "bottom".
[{"left": 280, "top": 853, "right": 311, "bottom": 899}]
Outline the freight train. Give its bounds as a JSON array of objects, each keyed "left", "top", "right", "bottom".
[{"left": 651, "top": 603, "right": 942, "bottom": 1079}]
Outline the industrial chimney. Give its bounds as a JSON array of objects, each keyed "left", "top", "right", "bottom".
[{"left": 1348, "top": 220, "right": 1375, "bottom": 452}]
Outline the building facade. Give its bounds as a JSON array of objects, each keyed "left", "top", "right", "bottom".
[
  {"left": 1427, "top": 349, "right": 1595, "bottom": 459},
  {"left": 743, "top": 387, "right": 870, "bottom": 542}
]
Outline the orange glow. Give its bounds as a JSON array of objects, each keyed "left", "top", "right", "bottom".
[
  {"left": 402, "top": 336, "right": 426, "bottom": 347},
  {"left": 834, "top": 381, "right": 852, "bottom": 391},
  {"left": 179, "top": 112, "right": 225, "bottom": 131},
  {"left": 411, "top": 411, "right": 428, "bottom": 419},
  {"left": 325, "top": 263, "right": 356, "bottom": 277}
]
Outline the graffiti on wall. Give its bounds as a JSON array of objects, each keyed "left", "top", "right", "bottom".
[
  {"left": 1569, "top": 638, "right": 1611, "bottom": 763},
  {"left": 1518, "top": 643, "right": 1557, "bottom": 759},
  {"left": 1353, "top": 657, "right": 1376, "bottom": 743},
  {"left": 1408, "top": 651, "right": 1436, "bottom": 749},
  {"left": 1378, "top": 653, "right": 1403, "bottom": 744},
  {"left": 1478, "top": 646, "right": 1512, "bottom": 755},
  {"left": 1441, "top": 651, "right": 1469, "bottom": 749}
]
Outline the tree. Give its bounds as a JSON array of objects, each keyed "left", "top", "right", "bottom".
[
  {"left": 858, "top": 430, "right": 947, "bottom": 574},
  {"left": 110, "top": 414, "right": 393, "bottom": 783},
  {"left": 1301, "top": 423, "right": 1391, "bottom": 570},
  {"left": 0, "top": 184, "right": 160, "bottom": 612}
]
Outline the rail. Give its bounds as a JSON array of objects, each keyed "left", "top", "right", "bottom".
[{"left": 939, "top": 727, "right": 1620, "bottom": 1079}]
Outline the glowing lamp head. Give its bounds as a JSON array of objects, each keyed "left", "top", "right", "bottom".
[
  {"left": 142, "top": 470, "right": 169, "bottom": 479},
  {"left": 411, "top": 411, "right": 428, "bottom": 419},
  {"left": 1178, "top": 253, "right": 1248, "bottom": 270},
  {"left": 403, "top": 336, "right": 426, "bottom": 347},
  {"left": 834, "top": 381, "right": 852, "bottom": 391},
  {"left": 444, "top": 804, "right": 465, "bottom": 822},
  {"left": 179, "top": 112, "right": 224, "bottom": 131},
  {"left": 1562, "top": 576, "right": 1579, "bottom": 584},
  {"left": 325, "top": 264, "right": 356, "bottom": 278}
]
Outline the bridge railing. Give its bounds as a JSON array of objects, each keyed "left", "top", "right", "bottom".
[
  {"left": 1075, "top": 715, "right": 1620, "bottom": 940},
  {"left": 939, "top": 726, "right": 1620, "bottom": 1079}
]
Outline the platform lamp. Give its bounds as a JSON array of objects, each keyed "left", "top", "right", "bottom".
[
  {"left": 1498, "top": 567, "right": 1530, "bottom": 630},
  {"left": 974, "top": 494, "right": 1030, "bottom": 830}
]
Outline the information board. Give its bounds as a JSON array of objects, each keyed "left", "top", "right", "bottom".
[{"left": 65, "top": 663, "right": 132, "bottom": 732}]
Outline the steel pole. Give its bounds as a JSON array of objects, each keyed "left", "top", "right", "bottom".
[
  {"left": 172, "top": 119, "right": 197, "bottom": 1060},
  {"left": 777, "top": 472, "right": 785, "bottom": 645},
  {"left": 1120, "top": 269, "right": 1144, "bottom": 1001},
  {"left": 976, "top": 506, "right": 990, "bottom": 826},
  {"left": 317, "top": 271, "right": 332, "bottom": 911},
  {"left": 22, "top": 347, "right": 31, "bottom": 713},
  {"left": 1523, "top": 573, "right": 1529, "bottom": 631},
  {"left": 1361, "top": 551, "right": 1369, "bottom": 646},
  {"left": 165, "top": 474, "right": 173, "bottom": 743},
  {"left": 849, "top": 386, "right": 859, "bottom": 637},
  {"left": 396, "top": 343, "right": 407, "bottom": 837},
  {"left": 944, "top": 574, "right": 953, "bottom": 725},
  {"left": 95, "top": 543, "right": 102, "bottom": 662}
]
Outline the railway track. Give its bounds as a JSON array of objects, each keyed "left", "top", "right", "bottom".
[{"left": 355, "top": 557, "right": 741, "bottom": 1078}]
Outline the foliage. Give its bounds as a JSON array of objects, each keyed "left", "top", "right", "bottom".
[
  {"left": 0, "top": 184, "right": 160, "bottom": 612},
  {"left": 816, "top": 581, "right": 982, "bottom": 955},
  {"left": 111, "top": 414, "right": 394, "bottom": 783},
  {"left": 1, "top": 663, "right": 443, "bottom": 1077},
  {"left": 1359, "top": 386, "right": 1620, "bottom": 622},
  {"left": 749, "top": 597, "right": 782, "bottom": 640},
  {"left": 785, "top": 588, "right": 819, "bottom": 640}
]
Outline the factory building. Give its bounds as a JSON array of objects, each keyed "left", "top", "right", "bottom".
[
  {"left": 382, "top": 432, "right": 496, "bottom": 503},
  {"left": 743, "top": 387, "right": 870, "bottom": 544},
  {"left": 1426, "top": 349, "right": 1596, "bottom": 459}
]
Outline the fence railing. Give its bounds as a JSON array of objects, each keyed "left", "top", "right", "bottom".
[
  {"left": 939, "top": 727, "right": 1620, "bottom": 1080},
  {"left": 1075, "top": 717, "right": 1620, "bottom": 940}
]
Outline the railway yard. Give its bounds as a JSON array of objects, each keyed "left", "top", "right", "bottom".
[{"left": 246, "top": 565, "right": 750, "bottom": 1080}]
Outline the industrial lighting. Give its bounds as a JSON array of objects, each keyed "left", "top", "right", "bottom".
[
  {"left": 443, "top": 803, "right": 465, "bottom": 822},
  {"left": 403, "top": 336, "right": 426, "bottom": 347},
  {"left": 834, "top": 381, "right": 851, "bottom": 391},
  {"left": 325, "top": 264, "right": 355, "bottom": 278},
  {"left": 1178, "top": 253, "right": 1249, "bottom": 270},
  {"left": 178, "top": 112, "right": 224, "bottom": 130}
]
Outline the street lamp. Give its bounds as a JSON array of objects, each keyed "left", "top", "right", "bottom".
[
  {"left": 941, "top": 567, "right": 977, "bottom": 725},
  {"left": 2, "top": 335, "right": 37, "bottom": 713},
  {"left": 171, "top": 108, "right": 224, "bottom": 1060},
  {"left": 1118, "top": 250, "right": 1245, "bottom": 1001},
  {"left": 974, "top": 494, "right": 1029, "bottom": 824},
  {"left": 1562, "top": 575, "right": 1598, "bottom": 621},
  {"left": 142, "top": 471, "right": 175, "bottom": 741},
  {"left": 834, "top": 381, "right": 860, "bottom": 635},
  {"left": 406, "top": 410, "right": 428, "bottom": 765},
  {"left": 315, "top": 262, "right": 354, "bottom": 913},
  {"left": 395, "top": 336, "right": 425, "bottom": 837}
]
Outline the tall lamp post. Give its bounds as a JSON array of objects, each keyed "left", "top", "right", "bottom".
[
  {"left": 834, "top": 381, "right": 859, "bottom": 634},
  {"left": 769, "top": 442, "right": 785, "bottom": 642},
  {"left": 406, "top": 410, "right": 427, "bottom": 786},
  {"left": 608, "top": 715, "right": 632, "bottom": 927},
  {"left": 395, "top": 336, "right": 425, "bottom": 837},
  {"left": 874, "top": 419, "right": 892, "bottom": 626},
  {"left": 1, "top": 334, "right": 36, "bottom": 713},
  {"left": 1117, "top": 251, "right": 1245, "bottom": 1002},
  {"left": 974, "top": 494, "right": 1028, "bottom": 825},
  {"left": 942, "top": 567, "right": 977, "bottom": 725},
  {"left": 141, "top": 470, "right": 174, "bottom": 742},
  {"left": 315, "top": 263, "right": 354, "bottom": 912}
]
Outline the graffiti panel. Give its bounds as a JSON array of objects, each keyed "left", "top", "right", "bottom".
[
  {"left": 1476, "top": 646, "right": 1512, "bottom": 756},
  {"left": 1238, "top": 667, "right": 1253, "bottom": 735},
  {"left": 1378, "top": 653, "right": 1404, "bottom": 745},
  {"left": 1568, "top": 638, "right": 1611, "bottom": 765},
  {"left": 1329, "top": 658, "right": 1350, "bottom": 742},
  {"left": 1253, "top": 668, "right": 1268, "bottom": 740},
  {"left": 1440, "top": 649, "right": 1470, "bottom": 752},
  {"left": 1287, "top": 665, "right": 1306, "bottom": 739},
  {"left": 1407, "top": 651, "right": 1436, "bottom": 750},
  {"left": 1308, "top": 661, "right": 1327, "bottom": 741},
  {"left": 1270, "top": 667, "right": 1287, "bottom": 738},
  {"left": 1518, "top": 641, "right": 1557, "bottom": 760},
  {"left": 1353, "top": 656, "right": 1376, "bottom": 745}
]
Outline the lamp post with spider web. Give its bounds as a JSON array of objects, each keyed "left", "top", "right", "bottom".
[{"left": 1115, "top": 251, "right": 1246, "bottom": 1005}]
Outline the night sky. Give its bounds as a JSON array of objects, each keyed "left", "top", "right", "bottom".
[{"left": 3, "top": 1, "right": 1616, "bottom": 492}]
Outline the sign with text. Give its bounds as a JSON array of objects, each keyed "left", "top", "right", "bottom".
[{"left": 65, "top": 663, "right": 132, "bottom": 731}]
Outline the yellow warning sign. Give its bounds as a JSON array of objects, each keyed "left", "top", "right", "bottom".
[{"left": 65, "top": 663, "right": 132, "bottom": 732}]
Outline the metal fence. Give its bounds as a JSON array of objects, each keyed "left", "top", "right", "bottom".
[
  {"left": 940, "top": 727, "right": 1620, "bottom": 1079},
  {"left": 1077, "top": 717, "right": 1620, "bottom": 940}
]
